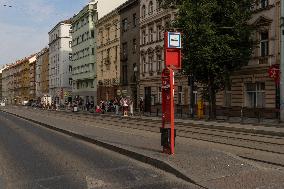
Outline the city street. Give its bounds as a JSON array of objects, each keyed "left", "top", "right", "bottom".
[
  {"left": 0, "top": 111, "right": 196, "bottom": 189},
  {"left": 1, "top": 106, "right": 284, "bottom": 189}
]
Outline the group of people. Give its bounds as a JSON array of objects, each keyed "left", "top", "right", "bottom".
[
  {"left": 95, "top": 97, "right": 134, "bottom": 116},
  {"left": 38, "top": 96, "right": 145, "bottom": 117}
]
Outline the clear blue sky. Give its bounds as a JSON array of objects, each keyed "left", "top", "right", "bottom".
[{"left": 0, "top": 0, "right": 127, "bottom": 67}]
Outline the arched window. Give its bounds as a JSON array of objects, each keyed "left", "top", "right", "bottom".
[
  {"left": 142, "top": 5, "right": 146, "bottom": 18},
  {"left": 149, "top": 1, "right": 153, "bottom": 15},
  {"left": 157, "top": 0, "right": 162, "bottom": 11}
]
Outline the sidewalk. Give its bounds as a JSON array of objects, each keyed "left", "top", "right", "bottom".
[{"left": 1, "top": 107, "right": 284, "bottom": 189}]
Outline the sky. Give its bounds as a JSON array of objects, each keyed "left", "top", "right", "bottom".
[{"left": 0, "top": 0, "right": 127, "bottom": 67}]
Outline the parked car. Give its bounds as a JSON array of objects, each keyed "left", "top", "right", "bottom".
[{"left": 0, "top": 102, "right": 5, "bottom": 107}]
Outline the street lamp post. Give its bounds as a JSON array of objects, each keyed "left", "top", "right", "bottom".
[{"left": 280, "top": 1, "right": 284, "bottom": 121}]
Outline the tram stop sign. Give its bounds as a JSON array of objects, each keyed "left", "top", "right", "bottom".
[{"left": 164, "top": 32, "right": 182, "bottom": 69}]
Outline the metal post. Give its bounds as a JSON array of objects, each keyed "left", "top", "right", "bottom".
[
  {"left": 189, "top": 74, "right": 195, "bottom": 118},
  {"left": 280, "top": 1, "right": 284, "bottom": 121}
]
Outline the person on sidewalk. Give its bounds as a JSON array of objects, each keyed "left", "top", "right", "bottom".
[
  {"left": 128, "top": 98, "right": 134, "bottom": 116},
  {"left": 114, "top": 98, "right": 119, "bottom": 115},
  {"left": 122, "top": 98, "right": 128, "bottom": 116}
]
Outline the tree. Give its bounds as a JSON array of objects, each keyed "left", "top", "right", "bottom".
[{"left": 163, "top": 0, "right": 255, "bottom": 119}]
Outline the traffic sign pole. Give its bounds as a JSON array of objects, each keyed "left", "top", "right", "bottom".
[{"left": 160, "top": 32, "right": 182, "bottom": 155}]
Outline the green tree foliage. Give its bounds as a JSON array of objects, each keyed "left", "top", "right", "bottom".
[{"left": 163, "top": 0, "right": 255, "bottom": 119}]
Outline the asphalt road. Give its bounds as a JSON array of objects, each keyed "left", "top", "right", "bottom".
[{"left": 0, "top": 111, "right": 197, "bottom": 189}]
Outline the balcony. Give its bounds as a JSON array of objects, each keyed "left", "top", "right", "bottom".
[{"left": 258, "top": 56, "right": 268, "bottom": 64}]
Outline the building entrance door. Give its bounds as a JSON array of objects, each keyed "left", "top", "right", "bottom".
[{"left": 144, "top": 87, "right": 151, "bottom": 112}]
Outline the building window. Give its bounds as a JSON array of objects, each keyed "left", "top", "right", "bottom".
[
  {"left": 149, "top": 56, "right": 153, "bottom": 72},
  {"left": 142, "top": 5, "right": 146, "bottom": 18},
  {"left": 133, "top": 39, "right": 137, "bottom": 53},
  {"left": 114, "top": 23, "right": 118, "bottom": 38},
  {"left": 92, "top": 48, "right": 95, "bottom": 55},
  {"left": 122, "top": 43, "right": 128, "bottom": 59},
  {"left": 69, "top": 41, "right": 72, "bottom": 48},
  {"left": 69, "top": 78, "right": 72, "bottom": 86},
  {"left": 157, "top": 25, "right": 163, "bottom": 41},
  {"left": 69, "top": 53, "right": 72, "bottom": 61},
  {"left": 91, "top": 30, "right": 94, "bottom": 38},
  {"left": 115, "top": 46, "right": 118, "bottom": 61},
  {"left": 157, "top": 0, "right": 162, "bottom": 11},
  {"left": 260, "top": 31, "right": 269, "bottom": 57},
  {"left": 133, "top": 13, "right": 137, "bottom": 27},
  {"left": 149, "top": 28, "right": 153, "bottom": 42},
  {"left": 69, "top": 66, "right": 72, "bottom": 72},
  {"left": 106, "top": 27, "right": 110, "bottom": 41},
  {"left": 122, "top": 19, "right": 128, "bottom": 32},
  {"left": 122, "top": 65, "right": 128, "bottom": 84},
  {"left": 143, "top": 56, "right": 146, "bottom": 73},
  {"left": 157, "top": 54, "right": 162, "bottom": 71},
  {"left": 260, "top": 0, "right": 269, "bottom": 8},
  {"left": 245, "top": 82, "right": 265, "bottom": 108},
  {"left": 149, "top": 1, "right": 153, "bottom": 15},
  {"left": 177, "top": 86, "right": 183, "bottom": 105},
  {"left": 142, "top": 31, "right": 146, "bottom": 45},
  {"left": 158, "top": 87, "right": 162, "bottom": 104}
]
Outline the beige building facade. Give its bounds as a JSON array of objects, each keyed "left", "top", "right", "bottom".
[
  {"left": 139, "top": 0, "right": 189, "bottom": 113},
  {"left": 36, "top": 48, "right": 49, "bottom": 98},
  {"left": 96, "top": 10, "right": 120, "bottom": 101},
  {"left": 215, "top": 0, "right": 281, "bottom": 120}
]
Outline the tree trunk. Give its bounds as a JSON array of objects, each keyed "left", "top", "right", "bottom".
[{"left": 208, "top": 78, "right": 217, "bottom": 120}]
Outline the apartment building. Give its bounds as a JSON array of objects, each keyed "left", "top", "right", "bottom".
[
  {"left": 118, "top": 0, "right": 140, "bottom": 108},
  {"left": 71, "top": 0, "right": 98, "bottom": 105},
  {"left": 139, "top": 0, "right": 188, "bottom": 113},
  {"left": 2, "top": 65, "right": 13, "bottom": 104},
  {"left": 216, "top": 0, "right": 281, "bottom": 120},
  {"left": 49, "top": 20, "right": 73, "bottom": 104},
  {"left": 96, "top": 10, "right": 120, "bottom": 102},
  {"left": 1, "top": 55, "right": 37, "bottom": 104},
  {"left": 36, "top": 48, "right": 49, "bottom": 98}
]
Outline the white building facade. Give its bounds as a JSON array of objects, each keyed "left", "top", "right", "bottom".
[
  {"left": 71, "top": 0, "right": 98, "bottom": 105},
  {"left": 48, "top": 20, "right": 73, "bottom": 104}
]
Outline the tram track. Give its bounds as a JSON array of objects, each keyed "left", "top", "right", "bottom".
[{"left": 15, "top": 108, "right": 284, "bottom": 156}]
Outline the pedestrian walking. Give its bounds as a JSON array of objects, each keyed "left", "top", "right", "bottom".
[
  {"left": 122, "top": 98, "right": 128, "bottom": 116},
  {"left": 114, "top": 98, "right": 119, "bottom": 115},
  {"left": 139, "top": 97, "right": 144, "bottom": 116},
  {"left": 129, "top": 98, "right": 134, "bottom": 116}
]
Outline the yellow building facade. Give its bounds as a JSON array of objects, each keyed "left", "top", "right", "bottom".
[{"left": 96, "top": 10, "right": 120, "bottom": 101}]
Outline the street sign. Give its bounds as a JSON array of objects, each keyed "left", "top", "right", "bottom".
[
  {"left": 167, "top": 32, "right": 181, "bottom": 49},
  {"left": 268, "top": 64, "right": 280, "bottom": 84},
  {"left": 164, "top": 32, "right": 182, "bottom": 69}
]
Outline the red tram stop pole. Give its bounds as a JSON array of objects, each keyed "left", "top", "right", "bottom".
[{"left": 160, "top": 32, "right": 182, "bottom": 155}]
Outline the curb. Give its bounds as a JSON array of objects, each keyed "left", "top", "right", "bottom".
[{"left": 0, "top": 110, "right": 208, "bottom": 189}]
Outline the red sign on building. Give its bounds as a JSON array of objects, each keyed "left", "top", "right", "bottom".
[{"left": 268, "top": 64, "right": 280, "bottom": 84}]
